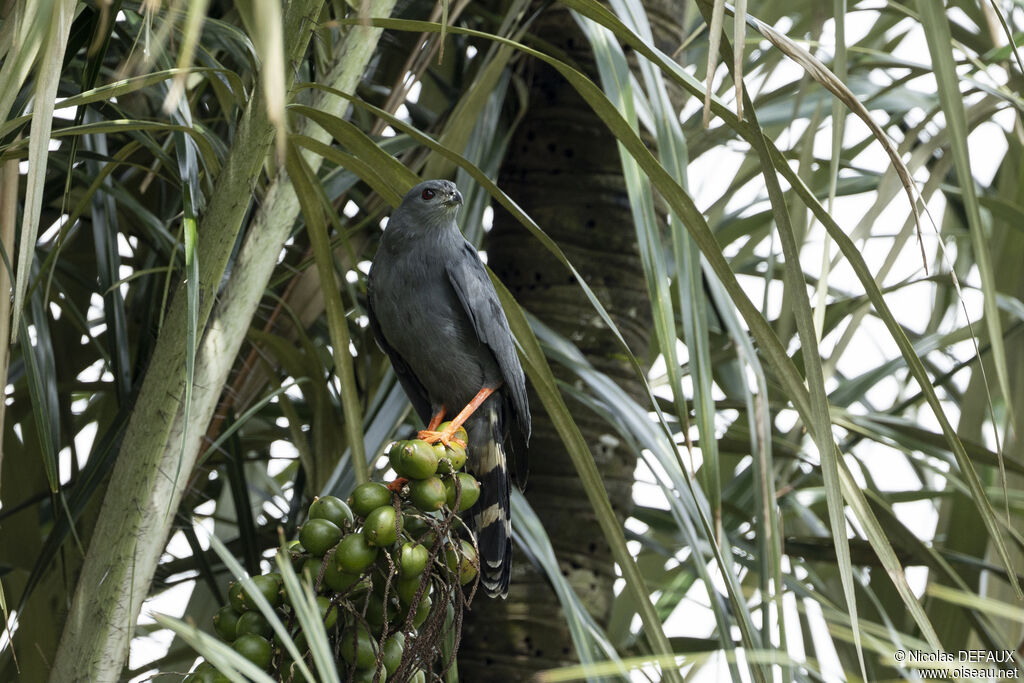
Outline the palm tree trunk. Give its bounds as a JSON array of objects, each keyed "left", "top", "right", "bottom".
[{"left": 459, "top": 6, "right": 655, "bottom": 678}]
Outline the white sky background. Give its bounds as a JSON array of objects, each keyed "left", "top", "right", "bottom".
[{"left": 45, "top": 5, "right": 1006, "bottom": 682}]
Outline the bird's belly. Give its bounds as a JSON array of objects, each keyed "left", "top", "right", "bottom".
[{"left": 374, "top": 270, "right": 501, "bottom": 410}]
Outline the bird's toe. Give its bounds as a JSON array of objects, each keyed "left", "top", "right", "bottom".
[{"left": 416, "top": 429, "right": 466, "bottom": 448}]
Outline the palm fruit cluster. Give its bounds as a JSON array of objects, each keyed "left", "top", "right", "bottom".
[{"left": 185, "top": 424, "right": 481, "bottom": 683}]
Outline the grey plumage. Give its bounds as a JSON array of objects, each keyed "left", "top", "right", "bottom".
[{"left": 366, "top": 179, "right": 530, "bottom": 598}]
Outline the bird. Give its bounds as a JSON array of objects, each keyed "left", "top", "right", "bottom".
[{"left": 366, "top": 179, "right": 531, "bottom": 598}]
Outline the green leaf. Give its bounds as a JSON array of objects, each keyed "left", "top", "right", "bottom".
[
  {"left": 203, "top": 532, "right": 320, "bottom": 683},
  {"left": 512, "top": 490, "right": 627, "bottom": 681},
  {"left": 918, "top": 0, "right": 1015, "bottom": 538},
  {"left": 492, "top": 274, "right": 682, "bottom": 683},
  {"left": 153, "top": 612, "right": 278, "bottom": 683},
  {"left": 287, "top": 143, "right": 368, "bottom": 486},
  {"left": 9, "top": 0, "right": 77, "bottom": 341}
]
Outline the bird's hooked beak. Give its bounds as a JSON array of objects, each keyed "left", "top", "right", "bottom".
[{"left": 443, "top": 188, "right": 464, "bottom": 207}]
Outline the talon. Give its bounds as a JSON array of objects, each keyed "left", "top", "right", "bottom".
[{"left": 416, "top": 430, "right": 465, "bottom": 448}]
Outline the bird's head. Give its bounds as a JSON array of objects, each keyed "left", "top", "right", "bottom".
[{"left": 397, "top": 179, "right": 464, "bottom": 223}]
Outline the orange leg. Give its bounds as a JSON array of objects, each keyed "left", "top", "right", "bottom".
[
  {"left": 387, "top": 477, "right": 408, "bottom": 492},
  {"left": 425, "top": 407, "right": 446, "bottom": 431},
  {"left": 417, "top": 386, "right": 498, "bottom": 446}
]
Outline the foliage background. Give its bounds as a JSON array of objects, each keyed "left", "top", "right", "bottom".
[{"left": 0, "top": 0, "right": 1022, "bottom": 681}]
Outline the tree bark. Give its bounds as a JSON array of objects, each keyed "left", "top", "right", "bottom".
[{"left": 459, "top": 6, "right": 654, "bottom": 679}]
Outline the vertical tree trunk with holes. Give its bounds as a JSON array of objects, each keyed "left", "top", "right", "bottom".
[{"left": 456, "top": 4, "right": 683, "bottom": 678}]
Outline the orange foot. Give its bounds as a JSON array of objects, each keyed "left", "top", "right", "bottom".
[
  {"left": 417, "top": 386, "right": 498, "bottom": 447},
  {"left": 417, "top": 429, "right": 466, "bottom": 448},
  {"left": 416, "top": 406, "right": 466, "bottom": 446}
]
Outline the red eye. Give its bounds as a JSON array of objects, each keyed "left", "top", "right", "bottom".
[{"left": 421, "top": 188, "right": 436, "bottom": 200}]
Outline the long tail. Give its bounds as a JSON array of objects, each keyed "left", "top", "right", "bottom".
[{"left": 466, "top": 401, "right": 511, "bottom": 598}]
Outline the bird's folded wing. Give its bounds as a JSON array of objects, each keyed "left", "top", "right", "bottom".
[
  {"left": 366, "top": 297, "right": 433, "bottom": 424},
  {"left": 445, "top": 241, "right": 531, "bottom": 441}
]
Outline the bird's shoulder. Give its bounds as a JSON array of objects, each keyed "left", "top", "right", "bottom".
[{"left": 444, "top": 238, "right": 489, "bottom": 281}]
